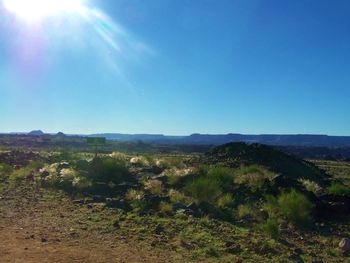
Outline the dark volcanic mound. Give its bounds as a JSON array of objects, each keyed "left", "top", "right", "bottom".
[{"left": 202, "top": 142, "right": 329, "bottom": 185}]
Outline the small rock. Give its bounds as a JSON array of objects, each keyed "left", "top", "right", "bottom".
[
  {"left": 294, "top": 248, "right": 303, "bottom": 254},
  {"left": 154, "top": 224, "right": 164, "bottom": 235},
  {"left": 339, "top": 238, "right": 350, "bottom": 254},
  {"left": 225, "top": 244, "right": 241, "bottom": 254},
  {"left": 41, "top": 237, "right": 47, "bottom": 243},
  {"left": 113, "top": 220, "right": 120, "bottom": 229},
  {"left": 73, "top": 199, "right": 85, "bottom": 205}
]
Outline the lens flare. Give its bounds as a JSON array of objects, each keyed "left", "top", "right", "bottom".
[{"left": 3, "top": 0, "right": 85, "bottom": 22}]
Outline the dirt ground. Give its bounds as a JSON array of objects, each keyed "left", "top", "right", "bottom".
[{"left": 0, "top": 185, "right": 184, "bottom": 263}]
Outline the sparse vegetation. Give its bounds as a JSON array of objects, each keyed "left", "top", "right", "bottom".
[
  {"left": 233, "top": 165, "right": 274, "bottom": 191},
  {"left": 327, "top": 182, "right": 350, "bottom": 195},
  {"left": 264, "top": 189, "right": 314, "bottom": 228},
  {"left": 259, "top": 218, "right": 280, "bottom": 239},
  {"left": 0, "top": 143, "right": 349, "bottom": 262}
]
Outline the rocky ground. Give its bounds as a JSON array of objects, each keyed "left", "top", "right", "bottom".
[
  {"left": 0, "top": 179, "right": 349, "bottom": 262},
  {"left": 0, "top": 147, "right": 350, "bottom": 262},
  {"left": 0, "top": 183, "right": 184, "bottom": 263}
]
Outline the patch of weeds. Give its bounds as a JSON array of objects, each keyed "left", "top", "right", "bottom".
[
  {"left": 234, "top": 165, "right": 274, "bottom": 192},
  {"left": 204, "top": 246, "right": 220, "bottom": 257},
  {"left": 168, "top": 189, "right": 192, "bottom": 204},
  {"left": 144, "top": 179, "right": 163, "bottom": 195},
  {"left": 0, "top": 163, "right": 13, "bottom": 179},
  {"left": 259, "top": 218, "right": 280, "bottom": 239},
  {"left": 184, "top": 176, "right": 222, "bottom": 204},
  {"left": 159, "top": 201, "right": 173, "bottom": 214},
  {"left": 299, "top": 179, "right": 322, "bottom": 194},
  {"left": 216, "top": 193, "right": 233, "bottom": 209},
  {"left": 237, "top": 204, "right": 259, "bottom": 220},
  {"left": 126, "top": 189, "right": 145, "bottom": 210},
  {"left": 264, "top": 189, "right": 314, "bottom": 228},
  {"left": 327, "top": 182, "right": 350, "bottom": 195}
]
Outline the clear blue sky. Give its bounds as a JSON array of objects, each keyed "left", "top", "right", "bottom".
[{"left": 0, "top": 0, "right": 349, "bottom": 135}]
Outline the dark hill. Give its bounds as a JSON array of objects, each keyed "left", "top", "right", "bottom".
[
  {"left": 202, "top": 142, "right": 329, "bottom": 185},
  {"left": 28, "top": 130, "right": 45, "bottom": 136}
]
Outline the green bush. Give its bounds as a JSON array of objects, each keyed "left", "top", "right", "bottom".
[
  {"left": 237, "top": 204, "right": 259, "bottom": 220},
  {"left": 234, "top": 165, "right": 274, "bottom": 191},
  {"left": 216, "top": 193, "right": 233, "bottom": 208},
  {"left": 299, "top": 179, "right": 322, "bottom": 194},
  {"left": 184, "top": 176, "right": 222, "bottom": 204},
  {"left": 168, "top": 189, "right": 192, "bottom": 204},
  {"left": 144, "top": 179, "right": 163, "bottom": 195},
  {"left": 265, "top": 189, "right": 314, "bottom": 227},
  {"left": 159, "top": 201, "right": 173, "bottom": 213},
  {"left": 87, "top": 157, "right": 130, "bottom": 184},
  {"left": 260, "top": 218, "right": 280, "bottom": 239},
  {"left": 9, "top": 161, "right": 45, "bottom": 185},
  {"left": 0, "top": 163, "right": 13, "bottom": 179},
  {"left": 327, "top": 182, "right": 350, "bottom": 195},
  {"left": 206, "top": 166, "right": 234, "bottom": 190}
]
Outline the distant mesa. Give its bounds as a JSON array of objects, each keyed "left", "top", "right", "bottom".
[{"left": 28, "top": 130, "right": 45, "bottom": 136}]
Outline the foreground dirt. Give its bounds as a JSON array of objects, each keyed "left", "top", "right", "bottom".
[
  {"left": 1, "top": 181, "right": 349, "bottom": 263},
  {"left": 0, "top": 185, "right": 184, "bottom": 263}
]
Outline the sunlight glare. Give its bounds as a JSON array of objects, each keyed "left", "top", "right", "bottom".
[{"left": 3, "top": 0, "right": 85, "bottom": 22}]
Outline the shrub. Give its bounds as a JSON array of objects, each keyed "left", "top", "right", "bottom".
[
  {"left": 126, "top": 189, "right": 144, "bottom": 202},
  {"left": 49, "top": 151, "right": 79, "bottom": 163},
  {"left": 0, "top": 163, "right": 13, "bottom": 179},
  {"left": 216, "top": 193, "right": 233, "bottom": 208},
  {"left": 9, "top": 161, "right": 45, "bottom": 185},
  {"left": 126, "top": 189, "right": 143, "bottom": 209},
  {"left": 237, "top": 204, "right": 256, "bottom": 220},
  {"left": 87, "top": 157, "right": 130, "bottom": 184},
  {"left": 168, "top": 189, "right": 192, "bottom": 204},
  {"left": 156, "top": 156, "right": 185, "bottom": 169},
  {"left": 265, "top": 189, "right": 314, "bottom": 227},
  {"left": 159, "top": 202, "right": 173, "bottom": 213},
  {"left": 144, "top": 179, "right": 163, "bottom": 195},
  {"left": 299, "top": 179, "right": 322, "bottom": 194},
  {"left": 109, "top": 152, "right": 128, "bottom": 161},
  {"left": 234, "top": 165, "right": 274, "bottom": 191},
  {"left": 327, "top": 182, "right": 350, "bottom": 195},
  {"left": 206, "top": 166, "right": 234, "bottom": 190},
  {"left": 260, "top": 218, "right": 280, "bottom": 239},
  {"left": 184, "top": 176, "right": 222, "bottom": 204},
  {"left": 130, "top": 155, "right": 154, "bottom": 166}
]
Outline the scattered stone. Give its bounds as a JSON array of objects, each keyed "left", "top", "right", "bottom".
[
  {"left": 339, "top": 238, "right": 350, "bottom": 255},
  {"left": 41, "top": 237, "right": 47, "bottom": 243},
  {"left": 73, "top": 199, "right": 85, "bottom": 205},
  {"left": 113, "top": 220, "right": 120, "bottom": 229},
  {"left": 92, "top": 195, "right": 105, "bottom": 203},
  {"left": 154, "top": 224, "right": 165, "bottom": 235},
  {"left": 294, "top": 248, "right": 303, "bottom": 254},
  {"left": 173, "top": 203, "right": 186, "bottom": 211},
  {"left": 225, "top": 243, "right": 241, "bottom": 254}
]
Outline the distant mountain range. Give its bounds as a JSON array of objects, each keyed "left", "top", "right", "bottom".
[
  {"left": 3, "top": 131, "right": 350, "bottom": 147},
  {"left": 88, "top": 133, "right": 350, "bottom": 147}
]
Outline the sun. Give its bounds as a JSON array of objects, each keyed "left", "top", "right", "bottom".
[{"left": 2, "top": 0, "right": 86, "bottom": 22}]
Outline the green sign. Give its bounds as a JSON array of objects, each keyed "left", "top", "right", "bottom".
[{"left": 87, "top": 137, "right": 106, "bottom": 145}]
